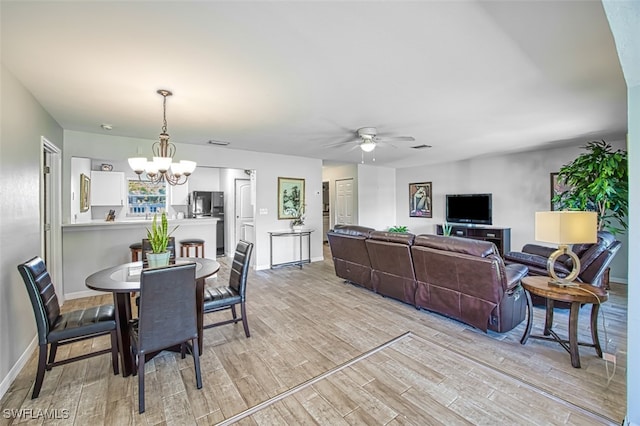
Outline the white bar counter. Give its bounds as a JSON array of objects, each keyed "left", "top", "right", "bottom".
[{"left": 62, "top": 218, "right": 218, "bottom": 299}]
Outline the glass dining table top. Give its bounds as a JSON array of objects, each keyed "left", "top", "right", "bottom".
[{"left": 86, "top": 257, "right": 220, "bottom": 293}]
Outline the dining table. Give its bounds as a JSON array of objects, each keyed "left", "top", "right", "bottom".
[{"left": 85, "top": 257, "right": 220, "bottom": 377}]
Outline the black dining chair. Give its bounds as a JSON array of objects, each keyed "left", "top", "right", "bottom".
[
  {"left": 130, "top": 263, "right": 202, "bottom": 414},
  {"left": 203, "top": 240, "right": 253, "bottom": 337},
  {"left": 17, "top": 256, "right": 119, "bottom": 399}
]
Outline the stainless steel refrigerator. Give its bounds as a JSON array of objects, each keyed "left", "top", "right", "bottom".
[{"left": 188, "top": 191, "right": 225, "bottom": 256}]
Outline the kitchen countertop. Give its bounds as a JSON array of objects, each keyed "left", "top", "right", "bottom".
[{"left": 62, "top": 217, "right": 219, "bottom": 229}]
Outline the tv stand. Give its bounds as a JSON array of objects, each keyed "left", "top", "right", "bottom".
[{"left": 436, "top": 224, "right": 510, "bottom": 257}]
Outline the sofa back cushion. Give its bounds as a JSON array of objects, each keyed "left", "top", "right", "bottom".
[
  {"left": 413, "top": 234, "right": 498, "bottom": 258},
  {"left": 365, "top": 231, "right": 417, "bottom": 304},
  {"left": 411, "top": 235, "right": 507, "bottom": 331},
  {"left": 327, "top": 225, "right": 375, "bottom": 289}
]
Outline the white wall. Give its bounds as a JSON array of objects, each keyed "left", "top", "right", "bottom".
[
  {"left": 357, "top": 164, "right": 396, "bottom": 230},
  {"left": 63, "top": 130, "right": 323, "bottom": 270},
  {"left": 0, "top": 65, "right": 63, "bottom": 398},
  {"left": 395, "top": 139, "right": 628, "bottom": 282}
]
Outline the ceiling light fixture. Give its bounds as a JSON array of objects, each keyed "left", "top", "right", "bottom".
[
  {"left": 359, "top": 140, "right": 376, "bottom": 152},
  {"left": 128, "top": 89, "right": 196, "bottom": 186}
]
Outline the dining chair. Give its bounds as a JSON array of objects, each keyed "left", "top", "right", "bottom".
[
  {"left": 203, "top": 240, "right": 253, "bottom": 337},
  {"left": 17, "top": 256, "right": 119, "bottom": 399},
  {"left": 130, "top": 262, "right": 202, "bottom": 413}
]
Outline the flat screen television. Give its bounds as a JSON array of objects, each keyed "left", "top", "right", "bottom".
[{"left": 445, "top": 193, "right": 492, "bottom": 225}]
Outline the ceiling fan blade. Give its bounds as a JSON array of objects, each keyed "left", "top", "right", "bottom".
[
  {"left": 375, "top": 136, "right": 415, "bottom": 143},
  {"left": 323, "top": 137, "right": 359, "bottom": 148}
]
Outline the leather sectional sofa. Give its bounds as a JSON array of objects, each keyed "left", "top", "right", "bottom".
[{"left": 327, "top": 225, "right": 529, "bottom": 333}]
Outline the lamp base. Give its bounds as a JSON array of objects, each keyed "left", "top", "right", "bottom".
[{"left": 547, "top": 245, "right": 581, "bottom": 287}]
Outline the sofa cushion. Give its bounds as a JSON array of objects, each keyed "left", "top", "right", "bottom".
[
  {"left": 413, "top": 234, "right": 497, "bottom": 258},
  {"left": 331, "top": 224, "right": 374, "bottom": 238},
  {"left": 369, "top": 231, "right": 415, "bottom": 245}
]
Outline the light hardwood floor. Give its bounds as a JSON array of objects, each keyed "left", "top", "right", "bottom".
[{"left": 1, "top": 245, "right": 627, "bottom": 425}]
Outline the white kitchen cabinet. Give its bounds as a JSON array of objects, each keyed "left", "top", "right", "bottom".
[
  {"left": 90, "top": 171, "right": 125, "bottom": 206},
  {"left": 170, "top": 181, "right": 189, "bottom": 205}
]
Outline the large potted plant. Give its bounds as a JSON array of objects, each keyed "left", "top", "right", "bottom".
[
  {"left": 146, "top": 211, "right": 178, "bottom": 267},
  {"left": 553, "top": 140, "right": 628, "bottom": 235}
]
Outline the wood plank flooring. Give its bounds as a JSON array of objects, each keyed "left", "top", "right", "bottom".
[{"left": 1, "top": 245, "right": 627, "bottom": 425}]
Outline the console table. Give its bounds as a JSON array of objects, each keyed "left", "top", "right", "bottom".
[
  {"left": 268, "top": 229, "right": 313, "bottom": 269},
  {"left": 436, "top": 224, "right": 510, "bottom": 257}
]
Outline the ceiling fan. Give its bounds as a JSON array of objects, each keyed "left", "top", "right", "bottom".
[{"left": 326, "top": 127, "right": 416, "bottom": 153}]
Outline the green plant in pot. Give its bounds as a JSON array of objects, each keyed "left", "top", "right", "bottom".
[
  {"left": 388, "top": 225, "right": 408, "bottom": 233},
  {"left": 442, "top": 222, "right": 452, "bottom": 236},
  {"left": 552, "top": 140, "right": 628, "bottom": 234},
  {"left": 146, "top": 212, "right": 178, "bottom": 267}
]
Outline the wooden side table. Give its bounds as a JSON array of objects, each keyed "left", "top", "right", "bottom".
[{"left": 520, "top": 275, "right": 608, "bottom": 368}]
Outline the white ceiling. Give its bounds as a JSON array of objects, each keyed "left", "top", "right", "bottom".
[{"left": 1, "top": 1, "right": 627, "bottom": 168}]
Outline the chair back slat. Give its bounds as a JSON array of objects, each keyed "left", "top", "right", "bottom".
[
  {"left": 228, "top": 240, "right": 253, "bottom": 299},
  {"left": 17, "top": 257, "right": 60, "bottom": 344},
  {"left": 137, "top": 263, "right": 197, "bottom": 353}
]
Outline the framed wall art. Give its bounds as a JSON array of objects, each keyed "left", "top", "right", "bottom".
[
  {"left": 550, "top": 172, "right": 571, "bottom": 211},
  {"left": 409, "top": 182, "right": 432, "bottom": 218},
  {"left": 80, "top": 173, "right": 91, "bottom": 212},
  {"left": 278, "top": 177, "right": 305, "bottom": 220}
]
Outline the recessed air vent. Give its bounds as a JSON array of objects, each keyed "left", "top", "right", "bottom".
[
  {"left": 411, "top": 144, "right": 432, "bottom": 149},
  {"left": 208, "top": 139, "right": 230, "bottom": 146}
]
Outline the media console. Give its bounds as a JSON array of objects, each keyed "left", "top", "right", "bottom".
[{"left": 436, "top": 224, "right": 511, "bottom": 257}]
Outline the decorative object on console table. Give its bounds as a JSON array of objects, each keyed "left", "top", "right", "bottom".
[
  {"left": 388, "top": 225, "right": 408, "bottom": 233},
  {"left": 409, "top": 182, "right": 432, "bottom": 218},
  {"left": 145, "top": 212, "right": 179, "bottom": 267},
  {"left": 278, "top": 177, "right": 305, "bottom": 220},
  {"left": 442, "top": 222, "right": 452, "bottom": 236},
  {"left": 80, "top": 173, "right": 90, "bottom": 212},
  {"left": 436, "top": 224, "right": 511, "bottom": 257},
  {"left": 534, "top": 211, "right": 597, "bottom": 287},
  {"left": 291, "top": 204, "right": 306, "bottom": 230}
]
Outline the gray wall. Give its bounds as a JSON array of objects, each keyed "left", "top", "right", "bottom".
[
  {"left": 395, "top": 139, "right": 628, "bottom": 282},
  {"left": 0, "top": 64, "right": 63, "bottom": 395}
]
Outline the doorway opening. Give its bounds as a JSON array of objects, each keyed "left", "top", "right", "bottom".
[{"left": 41, "top": 137, "right": 63, "bottom": 301}]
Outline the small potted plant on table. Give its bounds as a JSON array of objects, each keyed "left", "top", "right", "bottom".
[{"left": 146, "top": 211, "right": 178, "bottom": 267}]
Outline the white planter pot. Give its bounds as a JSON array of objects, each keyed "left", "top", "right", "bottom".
[{"left": 146, "top": 251, "right": 171, "bottom": 268}]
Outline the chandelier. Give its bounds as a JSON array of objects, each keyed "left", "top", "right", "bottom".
[{"left": 128, "top": 89, "right": 196, "bottom": 186}]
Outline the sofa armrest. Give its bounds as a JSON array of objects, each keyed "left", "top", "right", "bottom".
[
  {"left": 521, "top": 244, "right": 555, "bottom": 258},
  {"left": 504, "top": 251, "right": 571, "bottom": 277},
  {"left": 504, "top": 264, "right": 528, "bottom": 291}
]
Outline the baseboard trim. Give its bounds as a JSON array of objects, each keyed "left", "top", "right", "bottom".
[
  {"left": 64, "top": 289, "right": 104, "bottom": 301},
  {"left": 610, "top": 276, "right": 628, "bottom": 285},
  {"left": 0, "top": 335, "right": 37, "bottom": 400}
]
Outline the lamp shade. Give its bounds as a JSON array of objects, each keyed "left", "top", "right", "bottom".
[{"left": 534, "top": 211, "right": 597, "bottom": 245}]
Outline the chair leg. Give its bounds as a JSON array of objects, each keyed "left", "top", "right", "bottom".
[
  {"left": 138, "top": 353, "right": 146, "bottom": 414},
  {"left": 192, "top": 338, "right": 202, "bottom": 389},
  {"left": 231, "top": 305, "right": 237, "bottom": 320},
  {"left": 46, "top": 342, "right": 58, "bottom": 370},
  {"left": 240, "top": 302, "right": 250, "bottom": 338},
  {"left": 32, "top": 344, "right": 48, "bottom": 399},
  {"left": 110, "top": 330, "right": 119, "bottom": 375}
]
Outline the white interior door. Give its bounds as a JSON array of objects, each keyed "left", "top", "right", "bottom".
[
  {"left": 335, "top": 178, "right": 354, "bottom": 225},
  {"left": 235, "top": 179, "right": 253, "bottom": 246}
]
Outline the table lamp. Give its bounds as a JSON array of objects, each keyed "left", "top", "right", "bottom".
[{"left": 534, "top": 211, "right": 598, "bottom": 287}]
